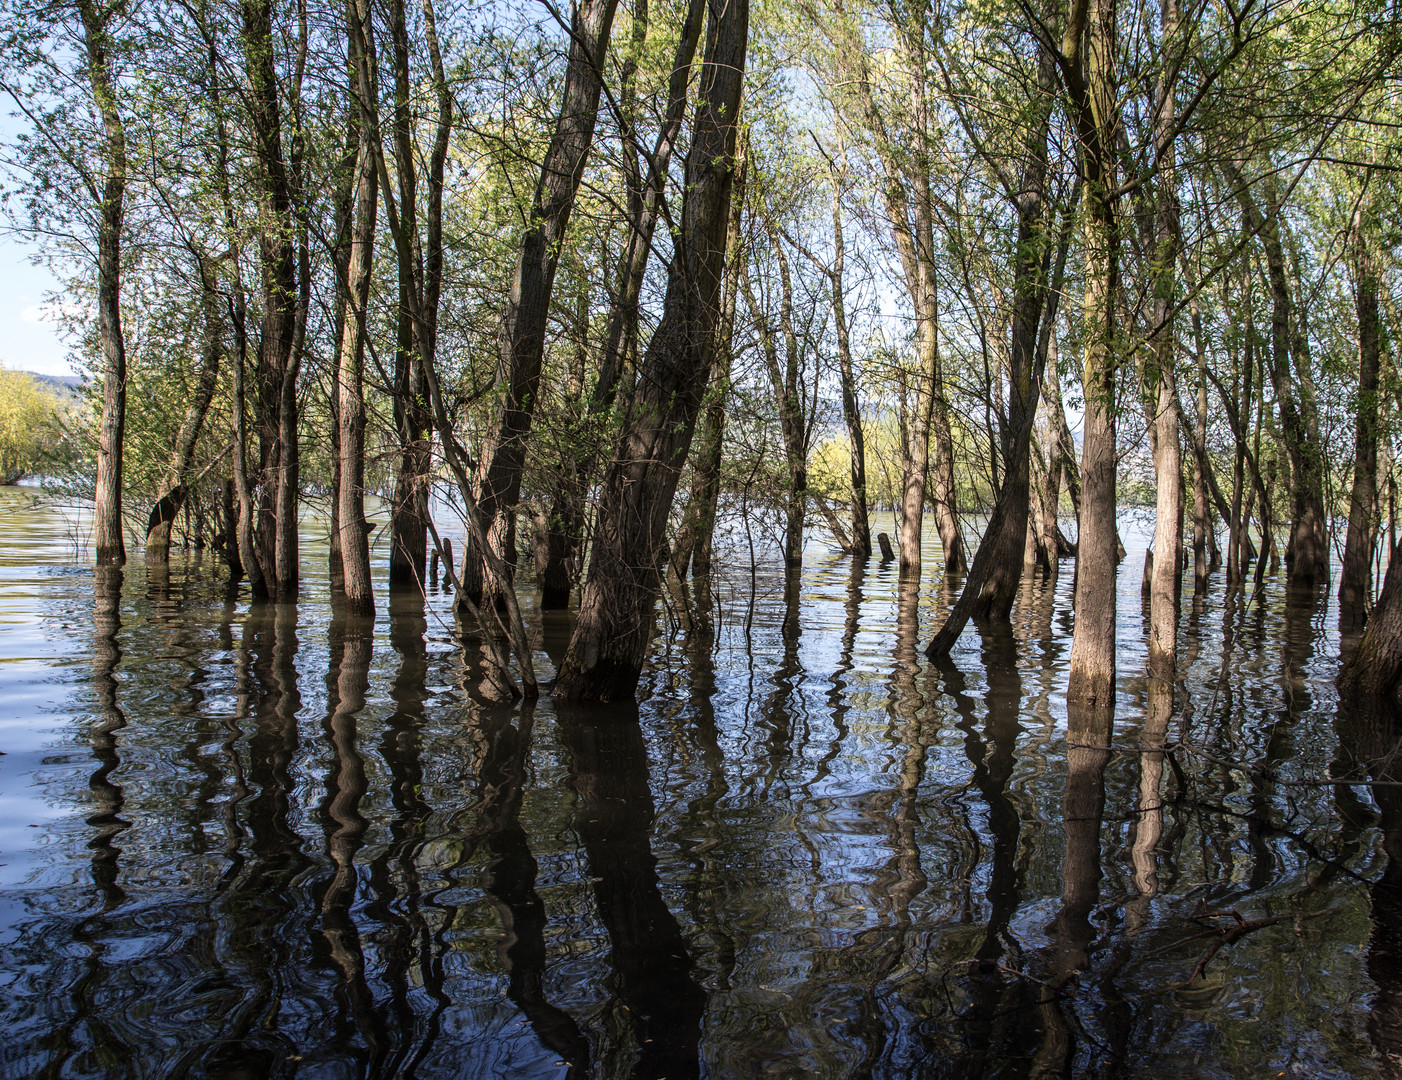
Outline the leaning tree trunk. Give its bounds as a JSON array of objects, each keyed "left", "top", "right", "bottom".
[
  {"left": 1341, "top": 190, "right": 1381, "bottom": 632},
  {"left": 537, "top": 0, "right": 705, "bottom": 609},
  {"left": 925, "top": 43, "right": 1061, "bottom": 657},
  {"left": 77, "top": 0, "right": 127, "bottom": 568},
  {"left": 145, "top": 253, "right": 222, "bottom": 563},
  {"left": 552, "top": 0, "right": 749, "bottom": 703},
  {"left": 1229, "top": 167, "right": 1328, "bottom": 587},
  {"left": 336, "top": 0, "right": 379, "bottom": 617},
  {"left": 674, "top": 154, "right": 745, "bottom": 583},
  {"left": 465, "top": 0, "right": 620, "bottom": 606}
]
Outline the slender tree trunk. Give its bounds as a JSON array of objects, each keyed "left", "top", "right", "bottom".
[
  {"left": 465, "top": 0, "right": 621, "bottom": 605},
  {"left": 1063, "top": 0, "right": 1121, "bottom": 711},
  {"left": 1229, "top": 167, "right": 1328, "bottom": 586},
  {"left": 925, "top": 51, "right": 1065, "bottom": 657},
  {"left": 552, "top": 0, "right": 749, "bottom": 702},
  {"left": 675, "top": 159, "right": 745, "bottom": 583},
  {"left": 1147, "top": 0, "right": 1182, "bottom": 685},
  {"left": 145, "top": 254, "right": 222, "bottom": 562},
  {"left": 385, "top": 0, "right": 438, "bottom": 594},
  {"left": 336, "top": 0, "right": 379, "bottom": 616},
  {"left": 538, "top": 0, "right": 705, "bottom": 608},
  {"left": 1341, "top": 189, "right": 1381, "bottom": 631},
  {"left": 77, "top": 0, "right": 127, "bottom": 568},
  {"left": 829, "top": 176, "right": 870, "bottom": 556}
]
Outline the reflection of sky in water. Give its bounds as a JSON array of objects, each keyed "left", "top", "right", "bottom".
[{"left": 0, "top": 486, "right": 1385, "bottom": 1079}]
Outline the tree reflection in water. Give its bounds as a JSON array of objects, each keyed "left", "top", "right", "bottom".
[{"left": 0, "top": 500, "right": 1398, "bottom": 1076}]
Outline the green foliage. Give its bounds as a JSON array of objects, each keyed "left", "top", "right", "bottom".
[{"left": 0, "top": 366, "right": 82, "bottom": 484}]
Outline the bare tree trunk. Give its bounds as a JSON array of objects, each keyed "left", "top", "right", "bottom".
[
  {"left": 242, "top": 0, "right": 302, "bottom": 597},
  {"left": 925, "top": 60, "right": 1067, "bottom": 657},
  {"left": 1228, "top": 166, "right": 1328, "bottom": 587},
  {"left": 145, "top": 254, "right": 222, "bottom": 563},
  {"left": 77, "top": 0, "right": 127, "bottom": 568},
  {"left": 1341, "top": 189, "right": 1381, "bottom": 632},
  {"left": 748, "top": 225, "right": 807, "bottom": 570},
  {"left": 1147, "top": 0, "right": 1182, "bottom": 685},
  {"left": 465, "top": 0, "right": 621, "bottom": 606},
  {"left": 538, "top": 0, "right": 705, "bottom": 609},
  {"left": 552, "top": 0, "right": 749, "bottom": 702},
  {"left": 826, "top": 164, "right": 870, "bottom": 556},
  {"left": 385, "top": 0, "right": 437, "bottom": 594},
  {"left": 1062, "top": 0, "right": 1121, "bottom": 711},
  {"left": 336, "top": 0, "right": 379, "bottom": 617}
]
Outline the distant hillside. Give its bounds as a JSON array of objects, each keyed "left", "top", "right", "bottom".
[{"left": 23, "top": 372, "right": 83, "bottom": 395}]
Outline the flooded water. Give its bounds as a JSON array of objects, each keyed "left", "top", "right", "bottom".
[{"left": 0, "top": 485, "right": 1398, "bottom": 1078}]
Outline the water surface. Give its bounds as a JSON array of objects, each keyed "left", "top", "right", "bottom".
[{"left": 0, "top": 487, "right": 1395, "bottom": 1078}]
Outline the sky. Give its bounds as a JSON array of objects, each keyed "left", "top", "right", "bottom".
[{"left": 0, "top": 233, "right": 74, "bottom": 378}]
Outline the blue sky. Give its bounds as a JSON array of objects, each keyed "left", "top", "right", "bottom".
[{"left": 0, "top": 234, "right": 73, "bottom": 378}]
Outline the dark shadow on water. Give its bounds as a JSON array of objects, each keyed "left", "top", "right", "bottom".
[{"left": 556, "top": 705, "right": 708, "bottom": 1080}]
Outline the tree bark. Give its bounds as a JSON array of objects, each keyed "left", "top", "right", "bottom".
[
  {"left": 385, "top": 0, "right": 435, "bottom": 594},
  {"left": 1062, "top": 0, "right": 1121, "bottom": 711},
  {"left": 336, "top": 0, "right": 379, "bottom": 617},
  {"left": 464, "top": 0, "right": 621, "bottom": 606},
  {"left": 145, "top": 253, "right": 223, "bottom": 563},
  {"left": 537, "top": 0, "right": 705, "bottom": 609},
  {"left": 1146, "top": 0, "right": 1182, "bottom": 685},
  {"left": 77, "top": 0, "right": 127, "bottom": 568},
  {"left": 1341, "top": 188, "right": 1381, "bottom": 632},
  {"left": 242, "top": 0, "right": 302, "bottom": 597},
  {"left": 552, "top": 0, "right": 749, "bottom": 702},
  {"left": 1228, "top": 165, "right": 1328, "bottom": 587}
]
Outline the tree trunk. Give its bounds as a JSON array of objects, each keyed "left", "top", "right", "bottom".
[
  {"left": 1062, "top": 0, "right": 1121, "bottom": 711},
  {"left": 466, "top": 0, "right": 621, "bottom": 606},
  {"left": 1147, "top": 0, "right": 1182, "bottom": 686},
  {"left": 925, "top": 51, "right": 1065, "bottom": 657},
  {"left": 829, "top": 170, "right": 870, "bottom": 556},
  {"left": 1341, "top": 190, "right": 1380, "bottom": 632},
  {"left": 336, "top": 0, "right": 379, "bottom": 617},
  {"left": 552, "top": 0, "right": 749, "bottom": 702},
  {"left": 146, "top": 253, "right": 222, "bottom": 563},
  {"left": 386, "top": 0, "right": 439, "bottom": 594},
  {"left": 1340, "top": 539, "right": 1402, "bottom": 701},
  {"left": 77, "top": 0, "right": 127, "bottom": 568},
  {"left": 537, "top": 0, "right": 705, "bottom": 609},
  {"left": 242, "top": 0, "right": 302, "bottom": 597},
  {"left": 1229, "top": 166, "right": 1328, "bottom": 587}
]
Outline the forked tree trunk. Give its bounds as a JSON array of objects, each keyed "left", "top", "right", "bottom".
[
  {"left": 77, "top": 0, "right": 127, "bottom": 568},
  {"left": 828, "top": 168, "right": 870, "bottom": 556},
  {"left": 1341, "top": 192, "right": 1381, "bottom": 632},
  {"left": 465, "top": 0, "right": 620, "bottom": 606},
  {"left": 552, "top": 0, "right": 748, "bottom": 702},
  {"left": 538, "top": 0, "right": 705, "bottom": 609}
]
